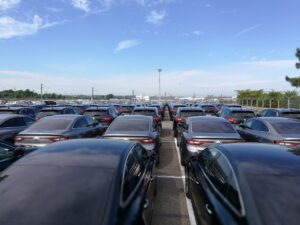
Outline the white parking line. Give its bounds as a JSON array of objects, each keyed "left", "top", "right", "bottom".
[{"left": 174, "top": 138, "right": 197, "bottom": 225}]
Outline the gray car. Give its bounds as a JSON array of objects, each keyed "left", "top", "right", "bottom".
[
  {"left": 15, "top": 115, "right": 105, "bottom": 148},
  {"left": 0, "top": 114, "right": 35, "bottom": 144},
  {"left": 236, "top": 117, "right": 300, "bottom": 149},
  {"left": 102, "top": 115, "right": 160, "bottom": 164}
]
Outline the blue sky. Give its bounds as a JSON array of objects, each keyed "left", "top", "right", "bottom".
[{"left": 0, "top": 0, "right": 300, "bottom": 96}]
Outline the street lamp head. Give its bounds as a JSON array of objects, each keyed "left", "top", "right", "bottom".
[{"left": 158, "top": 69, "right": 162, "bottom": 73}]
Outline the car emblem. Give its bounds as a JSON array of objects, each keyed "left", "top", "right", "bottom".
[
  {"left": 123, "top": 138, "right": 129, "bottom": 141},
  {"left": 33, "top": 136, "right": 39, "bottom": 141},
  {"left": 215, "top": 140, "right": 222, "bottom": 144}
]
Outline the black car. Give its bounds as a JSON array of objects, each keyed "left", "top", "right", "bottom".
[
  {"left": 103, "top": 115, "right": 160, "bottom": 164},
  {"left": 132, "top": 107, "right": 162, "bottom": 129},
  {"left": 236, "top": 117, "right": 300, "bottom": 149},
  {"left": 173, "top": 107, "right": 204, "bottom": 137},
  {"left": 186, "top": 143, "right": 300, "bottom": 225},
  {"left": 84, "top": 106, "right": 118, "bottom": 128},
  {"left": 120, "top": 104, "right": 135, "bottom": 115},
  {"left": 0, "top": 107, "right": 37, "bottom": 119},
  {"left": 149, "top": 104, "right": 165, "bottom": 119},
  {"left": 258, "top": 108, "right": 300, "bottom": 119},
  {"left": 199, "top": 104, "right": 218, "bottom": 115},
  {"left": 15, "top": 115, "right": 104, "bottom": 148},
  {"left": 169, "top": 103, "right": 187, "bottom": 121},
  {"left": 218, "top": 108, "right": 255, "bottom": 125},
  {"left": 178, "top": 116, "right": 242, "bottom": 166},
  {"left": 0, "top": 114, "right": 35, "bottom": 144},
  {"left": 36, "top": 106, "right": 77, "bottom": 120},
  {"left": 0, "top": 139, "right": 156, "bottom": 225},
  {"left": 0, "top": 142, "right": 27, "bottom": 171}
]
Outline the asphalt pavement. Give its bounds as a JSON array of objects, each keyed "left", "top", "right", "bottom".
[{"left": 151, "top": 113, "right": 194, "bottom": 225}]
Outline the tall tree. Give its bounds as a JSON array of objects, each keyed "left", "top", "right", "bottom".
[{"left": 285, "top": 48, "right": 300, "bottom": 88}]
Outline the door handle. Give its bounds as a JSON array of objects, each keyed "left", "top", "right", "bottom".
[
  {"left": 143, "top": 199, "right": 149, "bottom": 209},
  {"left": 205, "top": 204, "right": 213, "bottom": 215}
]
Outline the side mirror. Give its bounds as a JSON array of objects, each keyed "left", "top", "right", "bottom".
[{"left": 14, "top": 146, "right": 25, "bottom": 156}]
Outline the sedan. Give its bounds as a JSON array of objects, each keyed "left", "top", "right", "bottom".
[
  {"left": 103, "top": 115, "right": 160, "bottom": 164},
  {"left": 236, "top": 117, "right": 300, "bottom": 149},
  {"left": 0, "top": 114, "right": 35, "bottom": 144},
  {"left": 186, "top": 143, "right": 300, "bottom": 225},
  {"left": 15, "top": 115, "right": 105, "bottom": 148},
  {"left": 0, "top": 139, "right": 156, "bottom": 225},
  {"left": 84, "top": 106, "right": 118, "bottom": 128},
  {"left": 178, "top": 116, "right": 243, "bottom": 166}
]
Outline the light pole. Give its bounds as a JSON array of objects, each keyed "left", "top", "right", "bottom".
[{"left": 158, "top": 69, "right": 162, "bottom": 102}]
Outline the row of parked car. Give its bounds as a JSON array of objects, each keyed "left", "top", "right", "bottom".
[
  {"left": 166, "top": 102, "right": 300, "bottom": 225},
  {"left": 0, "top": 102, "right": 166, "bottom": 225}
]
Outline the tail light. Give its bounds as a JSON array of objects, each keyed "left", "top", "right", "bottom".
[
  {"left": 102, "top": 116, "right": 113, "bottom": 122},
  {"left": 154, "top": 116, "right": 161, "bottom": 121},
  {"left": 186, "top": 139, "right": 205, "bottom": 146},
  {"left": 175, "top": 117, "right": 185, "bottom": 122},
  {"left": 274, "top": 140, "right": 300, "bottom": 148},
  {"left": 227, "top": 117, "right": 237, "bottom": 123},
  {"left": 49, "top": 136, "right": 70, "bottom": 142},
  {"left": 139, "top": 138, "right": 155, "bottom": 144},
  {"left": 15, "top": 136, "right": 24, "bottom": 142}
]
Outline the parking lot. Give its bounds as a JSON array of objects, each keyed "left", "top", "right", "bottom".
[{"left": 152, "top": 113, "right": 195, "bottom": 225}]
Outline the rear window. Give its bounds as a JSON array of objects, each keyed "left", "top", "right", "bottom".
[
  {"left": 85, "top": 110, "right": 108, "bottom": 116},
  {"left": 132, "top": 110, "right": 156, "bottom": 116},
  {"left": 232, "top": 111, "right": 255, "bottom": 118},
  {"left": 107, "top": 120, "right": 149, "bottom": 132},
  {"left": 38, "top": 111, "right": 60, "bottom": 117},
  {"left": 192, "top": 121, "right": 236, "bottom": 133},
  {"left": 282, "top": 112, "right": 300, "bottom": 119},
  {"left": 26, "top": 119, "right": 72, "bottom": 131},
  {"left": 271, "top": 121, "right": 300, "bottom": 134},
  {"left": 179, "top": 111, "right": 204, "bottom": 117}
]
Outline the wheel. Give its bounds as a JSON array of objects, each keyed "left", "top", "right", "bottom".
[{"left": 185, "top": 166, "right": 191, "bottom": 199}]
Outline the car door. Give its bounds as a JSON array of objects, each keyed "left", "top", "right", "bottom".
[
  {"left": 0, "top": 117, "right": 28, "bottom": 143},
  {"left": 133, "top": 144, "right": 155, "bottom": 225},
  {"left": 177, "top": 120, "right": 188, "bottom": 146},
  {"left": 237, "top": 118, "right": 257, "bottom": 142},
  {"left": 249, "top": 120, "right": 271, "bottom": 142},
  {"left": 85, "top": 116, "right": 103, "bottom": 137},
  {"left": 190, "top": 148, "right": 219, "bottom": 225},
  {"left": 72, "top": 118, "right": 92, "bottom": 138}
]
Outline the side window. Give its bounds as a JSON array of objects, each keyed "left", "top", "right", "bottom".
[
  {"left": 85, "top": 116, "right": 95, "bottom": 126},
  {"left": 73, "top": 118, "right": 89, "bottom": 128},
  {"left": 266, "top": 110, "right": 277, "bottom": 117},
  {"left": 123, "top": 152, "right": 142, "bottom": 201},
  {"left": 23, "top": 117, "right": 35, "bottom": 126},
  {"left": 1, "top": 117, "right": 27, "bottom": 127},
  {"left": 251, "top": 120, "right": 269, "bottom": 132},
  {"left": 260, "top": 110, "right": 267, "bottom": 117},
  {"left": 244, "top": 118, "right": 254, "bottom": 128},
  {"left": 209, "top": 154, "right": 242, "bottom": 211},
  {"left": 199, "top": 148, "right": 219, "bottom": 174}
]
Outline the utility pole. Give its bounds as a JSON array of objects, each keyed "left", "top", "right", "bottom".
[
  {"left": 40, "top": 83, "right": 43, "bottom": 103},
  {"left": 158, "top": 69, "right": 162, "bottom": 102},
  {"left": 91, "top": 87, "right": 95, "bottom": 103}
]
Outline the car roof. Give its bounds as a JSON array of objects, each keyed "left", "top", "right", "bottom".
[
  {"left": 218, "top": 143, "right": 300, "bottom": 175},
  {"left": 178, "top": 107, "right": 203, "bottom": 111},
  {"left": 228, "top": 108, "right": 254, "bottom": 112},
  {"left": 41, "top": 106, "right": 70, "bottom": 111},
  {"left": 86, "top": 107, "right": 109, "bottom": 110},
  {"left": 40, "top": 114, "right": 83, "bottom": 120}
]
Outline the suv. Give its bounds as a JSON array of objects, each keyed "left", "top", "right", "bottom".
[{"left": 218, "top": 108, "right": 255, "bottom": 125}]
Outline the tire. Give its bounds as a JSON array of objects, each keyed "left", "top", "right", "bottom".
[{"left": 185, "top": 167, "right": 191, "bottom": 199}]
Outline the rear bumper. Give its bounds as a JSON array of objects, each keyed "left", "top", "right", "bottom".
[{"left": 15, "top": 143, "right": 48, "bottom": 148}]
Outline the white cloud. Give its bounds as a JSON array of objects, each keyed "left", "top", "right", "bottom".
[
  {"left": 71, "top": 0, "right": 90, "bottom": 13},
  {"left": 0, "top": 15, "right": 43, "bottom": 39},
  {"left": 192, "top": 30, "right": 203, "bottom": 36},
  {"left": 240, "top": 60, "right": 296, "bottom": 69},
  {"left": 146, "top": 10, "right": 166, "bottom": 25},
  {"left": 115, "top": 39, "right": 141, "bottom": 52},
  {"left": 0, "top": 0, "right": 20, "bottom": 11},
  {"left": 232, "top": 24, "right": 261, "bottom": 39}
]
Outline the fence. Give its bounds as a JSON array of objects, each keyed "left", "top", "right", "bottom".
[{"left": 239, "top": 98, "right": 300, "bottom": 109}]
